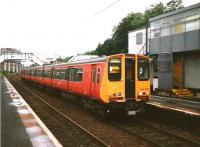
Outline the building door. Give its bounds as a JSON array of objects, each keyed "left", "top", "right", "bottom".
[
  {"left": 184, "top": 53, "right": 200, "bottom": 89},
  {"left": 173, "top": 54, "right": 184, "bottom": 88},
  {"left": 125, "top": 58, "right": 135, "bottom": 99}
]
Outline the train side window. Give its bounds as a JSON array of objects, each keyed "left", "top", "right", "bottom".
[
  {"left": 92, "top": 68, "right": 96, "bottom": 83},
  {"left": 31, "top": 69, "right": 36, "bottom": 76},
  {"left": 36, "top": 69, "right": 39, "bottom": 76},
  {"left": 53, "top": 69, "right": 59, "bottom": 79},
  {"left": 37, "top": 69, "right": 43, "bottom": 77},
  {"left": 73, "top": 69, "right": 78, "bottom": 81},
  {"left": 97, "top": 68, "right": 101, "bottom": 83},
  {"left": 65, "top": 69, "right": 69, "bottom": 80},
  {"left": 138, "top": 59, "right": 149, "bottom": 81},
  {"left": 35, "top": 69, "right": 37, "bottom": 76},
  {"left": 53, "top": 69, "right": 65, "bottom": 79},
  {"left": 44, "top": 69, "right": 47, "bottom": 77},
  {"left": 108, "top": 58, "right": 121, "bottom": 81},
  {"left": 44, "top": 69, "right": 51, "bottom": 78},
  {"left": 37, "top": 69, "right": 41, "bottom": 77},
  {"left": 69, "top": 68, "right": 83, "bottom": 82},
  {"left": 41, "top": 69, "right": 43, "bottom": 77},
  {"left": 59, "top": 69, "right": 66, "bottom": 80},
  {"left": 69, "top": 68, "right": 74, "bottom": 81},
  {"left": 54, "top": 70, "right": 59, "bottom": 79},
  {"left": 76, "top": 68, "right": 83, "bottom": 82},
  {"left": 29, "top": 69, "right": 32, "bottom": 76},
  {"left": 52, "top": 69, "right": 55, "bottom": 79},
  {"left": 52, "top": 69, "right": 56, "bottom": 79}
]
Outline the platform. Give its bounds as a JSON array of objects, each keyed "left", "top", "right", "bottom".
[
  {"left": 148, "top": 95, "right": 200, "bottom": 116},
  {"left": 1, "top": 76, "right": 62, "bottom": 147}
]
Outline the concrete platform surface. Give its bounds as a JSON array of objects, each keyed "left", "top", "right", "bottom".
[
  {"left": 1, "top": 76, "right": 62, "bottom": 147},
  {"left": 148, "top": 95, "right": 200, "bottom": 116}
]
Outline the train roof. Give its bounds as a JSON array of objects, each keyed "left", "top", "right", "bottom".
[
  {"left": 23, "top": 54, "right": 148, "bottom": 69},
  {"left": 46, "top": 56, "right": 108, "bottom": 67}
]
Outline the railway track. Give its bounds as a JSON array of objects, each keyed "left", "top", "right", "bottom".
[
  {"left": 8, "top": 76, "right": 200, "bottom": 147},
  {"left": 110, "top": 119, "right": 200, "bottom": 147},
  {"left": 9, "top": 78, "right": 109, "bottom": 147}
]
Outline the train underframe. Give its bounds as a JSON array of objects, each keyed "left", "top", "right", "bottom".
[
  {"left": 22, "top": 79, "right": 147, "bottom": 117},
  {"left": 80, "top": 96, "right": 147, "bottom": 117}
]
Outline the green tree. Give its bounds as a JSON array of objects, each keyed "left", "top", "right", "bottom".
[
  {"left": 84, "top": 50, "right": 96, "bottom": 55},
  {"left": 144, "top": 2, "right": 166, "bottom": 25},
  {"left": 63, "top": 56, "right": 73, "bottom": 62},
  {"left": 112, "top": 13, "right": 146, "bottom": 54},
  {"left": 166, "top": 0, "right": 184, "bottom": 12},
  {"left": 85, "top": 1, "right": 183, "bottom": 56},
  {"left": 96, "top": 38, "right": 115, "bottom": 56},
  {"left": 55, "top": 57, "right": 63, "bottom": 63}
]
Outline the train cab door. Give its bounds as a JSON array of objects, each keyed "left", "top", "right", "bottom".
[
  {"left": 125, "top": 58, "right": 135, "bottom": 99},
  {"left": 90, "top": 64, "right": 97, "bottom": 98}
]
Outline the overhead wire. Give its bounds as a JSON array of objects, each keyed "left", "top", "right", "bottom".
[{"left": 88, "top": 0, "right": 121, "bottom": 20}]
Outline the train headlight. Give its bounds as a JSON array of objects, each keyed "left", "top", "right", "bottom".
[
  {"left": 139, "top": 91, "right": 143, "bottom": 96},
  {"left": 117, "top": 92, "right": 121, "bottom": 96}
]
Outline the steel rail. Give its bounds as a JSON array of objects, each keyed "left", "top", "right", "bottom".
[
  {"left": 11, "top": 79, "right": 110, "bottom": 147},
  {"left": 109, "top": 121, "right": 161, "bottom": 147},
  {"left": 140, "top": 120, "right": 200, "bottom": 147},
  {"left": 110, "top": 120, "right": 200, "bottom": 147}
]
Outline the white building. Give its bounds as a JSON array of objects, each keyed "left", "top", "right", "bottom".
[
  {"left": 128, "top": 27, "right": 158, "bottom": 91},
  {"left": 128, "top": 27, "right": 149, "bottom": 55}
]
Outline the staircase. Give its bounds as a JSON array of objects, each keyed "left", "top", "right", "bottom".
[{"left": 172, "top": 89, "right": 194, "bottom": 98}]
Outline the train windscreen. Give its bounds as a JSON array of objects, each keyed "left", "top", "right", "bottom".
[
  {"left": 108, "top": 58, "right": 121, "bottom": 81},
  {"left": 138, "top": 59, "right": 149, "bottom": 81}
]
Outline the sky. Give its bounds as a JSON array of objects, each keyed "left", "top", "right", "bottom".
[{"left": 0, "top": 0, "right": 199, "bottom": 59}]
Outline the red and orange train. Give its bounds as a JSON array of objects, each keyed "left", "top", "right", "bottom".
[{"left": 21, "top": 54, "right": 150, "bottom": 115}]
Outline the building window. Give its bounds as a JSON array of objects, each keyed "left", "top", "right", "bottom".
[
  {"left": 150, "top": 20, "right": 161, "bottom": 38},
  {"left": 161, "top": 17, "right": 172, "bottom": 36},
  {"left": 185, "top": 10, "right": 199, "bottom": 32},
  {"left": 136, "top": 32, "right": 143, "bottom": 45},
  {"left": 185, "top": 9, "right": 200, "bottom": 31},
  {"left": 173, "top": 15, "right": 185, "bottom": 34}
]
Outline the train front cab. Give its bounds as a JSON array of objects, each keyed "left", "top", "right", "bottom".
[{"left": 100, "top": 54, "right": 150, "bottom": 115}]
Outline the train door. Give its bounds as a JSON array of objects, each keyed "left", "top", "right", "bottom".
[
  {"left": 125, "top": 58, "right": 135, "bottom": 99},
  {"left": 90, "top": 65, "right": 97, "bottom": 98}
]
